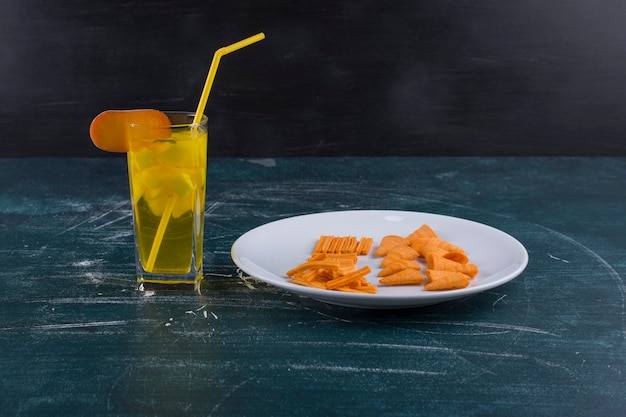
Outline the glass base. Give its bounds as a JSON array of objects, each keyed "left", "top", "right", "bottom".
[{"left": 137, "top": 273, "right": 203, "bottom": 293}]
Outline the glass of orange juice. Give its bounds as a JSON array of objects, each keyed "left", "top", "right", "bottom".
[{"left": 127, "top": 112, "right": 208, "bottom": 292}]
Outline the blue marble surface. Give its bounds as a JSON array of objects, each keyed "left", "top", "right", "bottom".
[{"left": 0, "top": 157, "right": 624, "bottom": 416}]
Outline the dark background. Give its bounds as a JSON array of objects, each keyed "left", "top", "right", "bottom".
[{"left": 2, "top": 0, "right": 625, "bottom": 157}]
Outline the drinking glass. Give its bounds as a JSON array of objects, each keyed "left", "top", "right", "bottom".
[{"left": 127, "top": 111, "right": 208, "bottom": 292}]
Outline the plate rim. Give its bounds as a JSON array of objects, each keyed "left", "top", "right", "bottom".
[{"left": 230, "top": 209, "right": 529, "bottom": 308}]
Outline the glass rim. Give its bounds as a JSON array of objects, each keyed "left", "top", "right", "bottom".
[{"left": 129, "top": 111, "right": 208, "bottom": 129}]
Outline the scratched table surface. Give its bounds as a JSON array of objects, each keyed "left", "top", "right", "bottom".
[{"left": 1, "top": 156, "right": 625, "bottom": 417}]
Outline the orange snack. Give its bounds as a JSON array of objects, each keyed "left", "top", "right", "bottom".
[
  {"left": 418, "top": 245, "right": 448, "bottom": 258},
  {"left": 288, "top": 236, "right": 377, "bottom": 294},
  {"left": 355, "top": 237, "right": 374, "bottom": 255},
  {"left": 407, "top": 224, "right": 438, "bottom": 240},
  {"left": 312, "top": 235, "right": 332, "bottom": 253},
  {"left": 420, "top": 237, "right": 465, "bottom": 255},
  {"left": 313, "top": 236, "right": 373, "bottom": 256},
  {"left": 408, "top": 237, "right": 431, "bottom": 254},
  {"left": 327, "top": 236, "right": 342, "bottom": 254},
  {"left": 379, "top": 269, "right": 425, "bottom": 286},
  {"left": 309, "top": 252, "right": 358, "bottom": 264},
  {"left": 289, "top": 226, "right": 479, "bottom": 294},
  {"left": 386, "top": 245, "right": 419, "bottom": 260},
  {"left": 411, "top": 237, "right": 463, "bottom": 257},
  {"left": 425, "top": 254, "right": 478, "bottom": 278},
  {"left": 380, "top": 253, "right": 403, "bottom": 267},
  {"left": 291, "top": 274, "right": 328, "bottom": 289},
  {"left": 442, "top": 251, "right": 470, "bottom": 264},
  {"left": 419, "top": 244, "right": 469, "bottom": 264},
  {"left": 336, "top": 284, "right": 378, "bottom": 294},
  {"left": 326, "top": 266, "right": 372, "bottom": 290},
  {"left": 374, "top": 224, "right": 479, "bottom": 292},
  {"left": 89, "top": 109, "right": 171, "bottom": 153},
  {"left": 377, "top": 259, "right": 422, "bottom": 277},
  {"left": 339, "top": 236, "right": 357, "bottom": 253},
  {"left": 373, "top": 235, "right": 408, "bottom": 257},
  {"left": 424, "top": 270, "right": 470, "bottom": 291},
  {"left": 286, "top": 260, "right": 340, "bottom": 277}
]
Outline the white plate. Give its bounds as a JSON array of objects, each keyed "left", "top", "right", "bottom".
[{"left": 231, "top": 210, "right": 528, "bottom": 309}]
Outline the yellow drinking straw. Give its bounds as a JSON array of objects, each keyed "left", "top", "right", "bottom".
[
  {"left": 145, "top": 196, "right": 177, "bottom": 272},
  {"left": 146, "top": 33, "right": 265, "bottom": 273},
  {"left": 193, "top": 32, "right": 266, "bottom": 124}
]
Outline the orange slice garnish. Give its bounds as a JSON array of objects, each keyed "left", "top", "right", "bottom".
[{"left": 89, "top": 109, "right": 171, "bottom": 152}]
